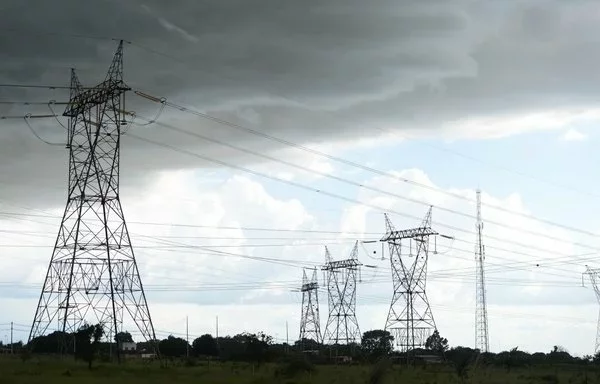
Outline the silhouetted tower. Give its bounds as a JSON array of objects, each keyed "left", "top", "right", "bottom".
[
  {"left": 584, "top": 266, "right": 600, "bottom": 353},
  {"left": 381, "top": 207, "right": 438, "bottom": 354},
  {"left": 28, "top": 41, "right": 158, "bottom": 357},
  {"left": 322, "top": 242, "right": 361, "bottom": 345},
  {"left": 299, "top": 267, "right": 322, "bottom": 348},
  {"left": 475, "top": 190, "right": 490, "bottom": 353}
]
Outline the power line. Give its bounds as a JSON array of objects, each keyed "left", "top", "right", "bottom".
[
  {"left": 127, "top": 111, "right": 596, "bottom": 252},
  {"left": 124, "top": 130, "right": 598, "bottom": 260},
  {"left": 14, "top": 99, "right": 588, "bottom": 250},
  {"left": 0, "top": 205, "right": 593, "bottom": 282},
  {"left": 133, "top": 92, "right": 600, "bottom": 239},
  {"left": 0, "top": 83, "right": 97, "bottom": 90},
  {"left": 4, "top": 89, "right": 598, "bottom": 242}
]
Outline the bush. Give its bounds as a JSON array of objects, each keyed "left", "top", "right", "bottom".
[
  {"left": 275, "top": 355, "right": 316, "bottom": 378},
  {"left": 19, "top": 348, "right": 32, "bottom": 362},
  {"left": 538, "top": 374, "right": 559, "bottom": 384},
  {"left": 368, "top": 357, "right": 392, "bottom": 384}
]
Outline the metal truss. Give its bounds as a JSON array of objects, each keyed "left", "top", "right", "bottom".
[
  {"left": 475, "top": 190, "right": 490, "bottom": 353},
  {"left": 28, "top": 41, "right": 158, "bottom": 358},
  {"left": 322, "top": 242, "right": 362, "bottom": 345},
  {"left": 584, "top": 266, "right": 600, "bottom": 353},
  {"left": 381, "top": 207, "right": 438, "bottom": 353},
  {"left": 299, "top": 268, "right": 322, "bottom": 348}
]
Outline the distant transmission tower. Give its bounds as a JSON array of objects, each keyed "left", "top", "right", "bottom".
[
  {"left": 382, "top": 207, "right": 438, "bottom": 355},
  {"left": 584, "top": 266, "right": 600, "bottom": 353},
  {"left": 28, "top": 41, "right": 158, "bottom": 357},
  {"left": 299, "top": 267, "right": 322, "bottom": 349},
  {"left": 475, "top": 190, "right": 490, "bottom": 353},
  {"left": 322, "top": 243, "right": 362, "bottom": 345}
]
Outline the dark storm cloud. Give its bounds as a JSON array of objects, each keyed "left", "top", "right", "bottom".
[{"left": 1, "top": 0, "right": 599, "bottom": 207}]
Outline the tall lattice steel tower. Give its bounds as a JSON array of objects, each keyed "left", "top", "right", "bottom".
[
  {"left": 28, "top": 41, "right": 157, "bottom": 355},
  {"left": 475, "top": 190, "right": 490, "bottom": 352},
  {"left": 381, "top": 207, "right": 438, "bottom": 353},
  {"left": 299, "top": 267, "right": 322, "bottom": 348},
  {"left": 322, "top": 243, "right": 362, "bottom": 345},
  {"left": 584, "top": 266, "right": 600, "bottom": 353}
]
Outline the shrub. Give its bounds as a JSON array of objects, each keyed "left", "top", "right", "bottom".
[
  {"left": 367, "top": 358, "right": 392, "bottom": 384},
  {"left": 275, "top": 355, "right": 316, "bottom": 378}
]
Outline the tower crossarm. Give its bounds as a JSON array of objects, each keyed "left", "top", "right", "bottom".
[
  {"left": 301, "top": 282, "right": 319, "bottom": 292},
  {"left": 322, "top": 258, "right": 362, "bottom": 271},
  {"left": 63, "top": 78, "right": 130, "bottom": 117},
  {"left": 380, "top": 226, "right": 438, "bottom": 242}
]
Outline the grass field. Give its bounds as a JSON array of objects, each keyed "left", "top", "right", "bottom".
[{"left": 0, "top": 355, "right": 599, "bottom": 384}]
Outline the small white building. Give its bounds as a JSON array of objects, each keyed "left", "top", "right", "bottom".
[{"left": 120, "top": 342, "right": 137, "bottom": 352}]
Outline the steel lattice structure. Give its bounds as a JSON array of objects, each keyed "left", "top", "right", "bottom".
[
  {"left": 28, "top": 41, "right": 158, "bottom": 356},
  {"left": 475, "top": 190, "right": 490, "bottom": 353},
  {"left": 584, "top": 266, "right": 600, "bottom": 353},
  {"left": 299, "top": 267, "right": 322, "bottom": 348},
  {"left": 381, "top": 207, "right": 438, "bottom": 353},
  {"left": 322, "top": 243, "right": 361, "bottom": 345}
]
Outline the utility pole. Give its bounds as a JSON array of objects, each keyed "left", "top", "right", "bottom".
[
  {"left": 322, "top": 242, "right": 362, "bottom": 346},
  {"left": 10, "top": 322, "right": 13, "bottom": 354},
  {"left": 27, "top": 41, "right": 158, "bottom": 359},
  {"left": 186, "top": 316, "right": 189, "bottom": 358},
  {"left": 475, "top": 190, "right": 490, "bottom": 353},
  {"left": 286, "top": 321, "right": 289, "bottom": 352},
  {"left": 381, "top": 207, "right": 438, "bottom": 363},
  {"left": 584, "top": 266, "right": 600, "bottom": 353},
  {"left": 215, "top": 315, "right": 220, "bottom": 356}
]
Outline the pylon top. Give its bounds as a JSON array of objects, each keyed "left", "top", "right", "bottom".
[
  {"left": 63, "top": 40, "right": 130, "bottom": 118},
  {"left": 381, "top": 207, "right": 437, "bottom": 242},
  {"left": 381, "top": 226, "right": 438, "bottom": 242}
]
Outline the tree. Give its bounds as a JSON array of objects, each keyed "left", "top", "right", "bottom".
[
  {"left": 115, "top": 331, "right": 133, "bottom": 343},
  {"left": 295, "top": 338, "right": 321, "bottom": 352},
  {"left": 361, "top": 330, "right": 394, "bottom": 360},
  {"left": 158, "top": 335, "right": 189, "bottom": 357},
  {"left": 549, "top": 345, "right": 571, "bottom": 364},
  {"left": 75, "top": 323, "right": 104, "bottom": 369},
  {"left": 192, "top": 334, "right": 218, "bottom": 357},
  {"left": 425, "top": 329, "right": 448, "bottom": 355},
  {"left": 232, "top": 332, "right": 273, "bottom": 365}
]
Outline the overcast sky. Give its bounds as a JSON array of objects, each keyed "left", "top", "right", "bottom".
[{"left": 1, "top": 0, "right": 600, "bottom": 356}]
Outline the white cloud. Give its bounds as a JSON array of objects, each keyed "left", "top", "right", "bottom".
[
  {"left": 440, "top": 108, "right": 600, "bottom": 141},
  {"left": 562, "top": 128, "right": 587, "bottom": 142}
]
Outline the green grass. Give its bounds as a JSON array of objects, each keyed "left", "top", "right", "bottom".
[{"left": 0, "top": 355, "right": 599, "bottom": 384}]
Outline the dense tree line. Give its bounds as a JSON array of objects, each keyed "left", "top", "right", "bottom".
[{"left": 22, "top": 326, "right": 600, "bottom": 369}]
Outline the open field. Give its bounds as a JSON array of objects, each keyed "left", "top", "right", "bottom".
[{"left": 0, "top": 355, "right": 599, "bottom": 384}]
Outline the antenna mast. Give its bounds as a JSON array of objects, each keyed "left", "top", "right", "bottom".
[
  {"left": 584, "top": 266, "right": 600, "bottom": 353},
  {"left": 475, "top": 190, "right": 490, "bottom": 353}
]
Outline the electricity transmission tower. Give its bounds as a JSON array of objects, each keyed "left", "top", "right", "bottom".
[
  {"left": 322, "top": 243, "right": 362, "bottom": 345},
  {"left": 584, "top": 266, "right": 600, "bottom": 353},
  {"left": 475, "top": 190, "right": 490, "bottom": 353},
  {"left": 28, "top": 41, "right": 158, "bottom": 356},
  {"left": 381, "top": 207, "right": 438, "bottom": 355},
  {"left": 298, "top": 267, "right": 322, "bottom": 349}
]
